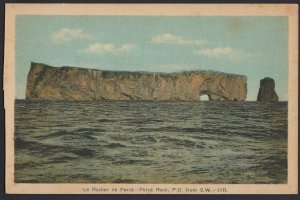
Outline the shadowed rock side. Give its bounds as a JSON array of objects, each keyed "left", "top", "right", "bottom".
[
  {"left": 26, "top": 62, "right": 247, "bottom": 101},
  {"left": 257, "top": 77, "right": 279, "bottom": 102}
]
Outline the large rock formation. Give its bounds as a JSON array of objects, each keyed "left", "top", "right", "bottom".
[
  {"left": 26, "top": 62, "right": 247, "bottom": 101},
  {"left": 257, "top": 77, "right": 279, "bottom": 102}
]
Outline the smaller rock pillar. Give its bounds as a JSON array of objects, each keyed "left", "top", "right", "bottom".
[{"left": 257, "top": 77, "right": 279, "bottom": 102}]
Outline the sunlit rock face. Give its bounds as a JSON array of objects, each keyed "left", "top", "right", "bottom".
[
  {"left": 257, "top": 77, "right": 279, "bottom": 102},
  {"left": 26, "top": 62, "right": 247, "bottom": 101}
]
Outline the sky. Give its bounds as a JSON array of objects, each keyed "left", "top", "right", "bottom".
[{"left": 16, "top": 16, "right": 288, "bottom": 101}]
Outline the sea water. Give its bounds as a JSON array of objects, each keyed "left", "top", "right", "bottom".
[{"left": 14, "top": 100, "right": 287, "bottom": 183}]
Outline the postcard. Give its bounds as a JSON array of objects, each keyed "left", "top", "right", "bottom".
[{"left": 4, "top": 4, "right": 298, "bottom": 194}]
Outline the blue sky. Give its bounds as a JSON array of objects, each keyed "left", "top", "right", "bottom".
[{"left": 16, "top": 16, "right": 288, "bottom": 100}]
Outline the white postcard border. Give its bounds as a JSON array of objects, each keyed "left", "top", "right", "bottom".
[{"left": 4, "top": 4, "right": 298, "bottom": 194}]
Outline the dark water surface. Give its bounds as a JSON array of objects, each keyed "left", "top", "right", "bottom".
[{"left": 15, "top": 100, "right": 287, "bottom": 183}]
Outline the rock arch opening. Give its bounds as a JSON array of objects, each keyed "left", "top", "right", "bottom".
[{"left": 199, "top": 94, "right": 210, "bottom": 101}]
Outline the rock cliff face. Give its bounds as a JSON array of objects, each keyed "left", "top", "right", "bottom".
[
  {"left": 257, "top": 77, "right": 279, "bottom": 102},
  {"left": 26, "top": 62, "right": 247, "bottom": 101}
]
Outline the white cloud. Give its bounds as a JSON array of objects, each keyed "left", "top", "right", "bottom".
[
  {"left": 84, "top": 43, "right": 114, "bottom": 54},
  {"left": 118, "top": 43, "right": 137, "bottom": 52},
  {"left": 51, "top": 28, "right": 90, "bottom": 44},
  {"left": 84, "top": 43, "right": 136, "bottom": 54},
  {"left": 196, "top": 47, "right": 233, "bottom": 57},
  {"left": 195, "top": 47, "right": 252, "bottom": 60},
  {"left": 152, "top": 33, "right": 206, "bottom": 45}
]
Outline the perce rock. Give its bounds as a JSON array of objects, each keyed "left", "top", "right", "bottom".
[
  {"left": 26, "top": 62, "right": 247, "bottom": 101},
  {"left": 257, "top": 77, "right": 279, "bottom": 102}
]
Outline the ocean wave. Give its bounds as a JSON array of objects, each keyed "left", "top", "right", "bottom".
[{"left": 14, "top": 100, "right": 288, "bottom": 183}]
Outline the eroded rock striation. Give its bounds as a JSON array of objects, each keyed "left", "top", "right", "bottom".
[
  {"left": 257, "top": 77, "right": 279, "bottom": 102},
  {"left": 26, "top": 62, "right": 247, "bottom": 101}
]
